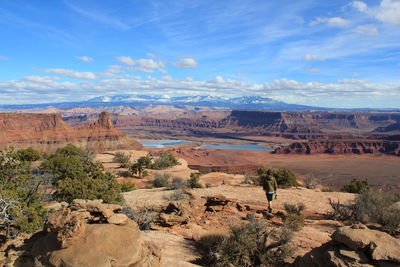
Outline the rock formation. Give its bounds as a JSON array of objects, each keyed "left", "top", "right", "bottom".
[
  {"left": 274, "top": 139, "right": 400, "bottom": 156},
  {"left": 0, "top": 112, "right": 139, "bottom": 152},
  {"left": 22, "top": 199, "right": 161, "bottom": 267},
  {"left": 294, "top": 224, "right": 400, "bottom": 266}
]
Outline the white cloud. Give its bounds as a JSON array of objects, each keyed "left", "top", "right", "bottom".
[
  {"left": 75, "top": 56, "right": 93, "bottom": 62},
  {"left": 398, "top": 63, "right": 400, "bottom": 67},
  {"left": 354, "top": 24, "right": 380, "bottom": 36},
  {"left": 171, "top": 57, "right": 198, "bottom": 69},
  {"left": 310, "top": 17, "right": 351, "bottom": 28},
  {"left": 236, "top": 73, "right": 247, "bottom": 77},
  {"left": 42, "top": 68, "right": 97, "bottom": 79},
  {"left": 352, "top": 1, "right": 368, "bottom": 12},
  {"left": 0, "top": 56, "right": 8, "bottom": 60},
  {"left": 302, "top": 54, "right": 326, "bottom": 61},
  {"left": 352, "top": 0, "right": 400, "bottom": 27},
  {"left": 352, "top": 72, "right": 361, "bottom": 77},
  {"left": 22, "top": 76, "right": 61, "bottom": 83},
  {"left": 307, "top": 68, "right": 320, "bottom": 73},
  {"left": 146, "top": 53, "right": 163, "bottom": 59},
  {"left": 116, "top": 56, "right": 166, "bottom": 73},
  {"left": 1, "top": 75, "right": 399, "bottom": 107}
]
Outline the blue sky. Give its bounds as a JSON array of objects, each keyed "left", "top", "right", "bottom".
[{"left": 0, "top": 0, "right": 400, "bottom": 108}]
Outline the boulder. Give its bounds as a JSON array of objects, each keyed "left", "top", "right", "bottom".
[
  {"left": 294, "top": 225, "right": 400, "bottom": 266},
  {"left": 332, "top": 225, "right": 400, "bottom": 263},
  {"left": 107, "top": 213, "right": 129, "bottom": 225},
  {"left": 30, "top": 199, "right": 161, "bottom": 266},
  {"left": 45, "top": 208, "right": 86, "bottom": 249}
]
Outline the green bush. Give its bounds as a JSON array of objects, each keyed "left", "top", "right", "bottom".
[
  {"left": 258, "top": 167, "right": 297, "bottom": 188},
  {"left": 341, "top": 179, "right": 370, "bottom": 193},
  {"left": 188, "top": 173, "right": 202, "bottom": 188},
  {"left": 16, "top": 147, "right": 41, "bottom": 162},
  {"left": 129, "top": 155, "right": 152, "bottom": 177},
  {"left": 41, "top": 144, "right": 123, "bottom": 204},
  {"left": 53, "top": 172, "right": 122, "bottom": 204},
  {"left": 120, "top": 181, "right": 136, "bottom": 192},
  {"left": 200, "top": 218, "right": 294, "bottom": 266},
  {"left": 152, "top": 173, "right": 171, "bottom": 188},
  {"left": 152, "top": 153, "right": 179, "bottom": 170},
  {"left": 112, "top": 152, "right": 130, "bottom": 168},
  {"left": 0, "top": 147, "right": 47, "bottom": 237}
]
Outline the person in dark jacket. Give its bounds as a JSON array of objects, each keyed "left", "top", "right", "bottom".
[{"left": 261, "top": 169, "right": 278, "bottom": 213}]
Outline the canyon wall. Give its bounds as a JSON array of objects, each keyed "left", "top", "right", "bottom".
[
  {"left": 274, "top": 139, "right": 400, "bottom": 156},
  {"left": 0, "top": 112, "right": 136, "bottom": 151},
  {"left": 105, "top": 110, "right": 400, "bottom": 139}
]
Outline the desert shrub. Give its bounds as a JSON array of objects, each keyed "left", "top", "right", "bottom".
[
  {"left": 199, "top": 169, "right": 211, "bottom": 175},
  {"left": 283, "top": 213, "right": 304, "bottom": 231},
  {"left": 41, "top": 144, "right": 123, "bottom": 204},
  {"left": 283, "top": 202, "right": 306, "bottom": 231},
  {"left": 129, "top": 155, "right": 152, "bottom": 177},
  {"left": 119, "top": 181, "right": 136, "bottom": 192},
  {"left": 112, "top": 152, "right": 130, "bottom": 168},
  {"left": 53, "top": 172, "right": 123, "bottom": 204},
  {"left": 152, "top": 173, "right": 171, "bottom": 188},
  {"left": 118, "top": 170, "right": 131, "bottom": 177},
  {"left": 16, "top": 147, "right": 41, "bottom": 162},
  {"left": 123, "top": 207, "right": 158, "bottom": 230},
  {"left": 284, "top": 202, "right": 305, "bottom": 215},
  {"left": 198, "top": 231, "right": 228, "bottom": 250},
  {"left": 242, "top": 174, "right": 259, "bottom": 185},
  {"left": 341, "top": 179, "right": 370, "bottom": 193},
  {"left": 188, "top": 173, "right": 202, "bottom": 188},
  {"left": 353, "top": 189, "right": 400, "bottom": 232},
  {"left": 163, "top": 190, "right": 193, "bottom": 201},
  {"left": 328, "top": 198, "right": 353, "bottom": 221},
  {"left": 41, "top": 151, "right": 51, "bottom": 160},
  {"left": 0, "top": 147, "right": 48, "bottom": 238},
  {"left": 258, "top": 167, "right": 297, "bottom": 188},
  {"left": 152, "top": 153, "right": 179, "bottom": 170},
  {"left": 304, "top": 176, "right": 318, "bottom": 189},
  {"left": 322, "top": 187, "right": 334, "bottom": 192},
  {"left": 329, "top": 190, "right": 400, "bottom": 233},
  {"left": 137, "top": 155, "right": 153, "bottom": 168},
  {"left": 201, "top": 217, "right": 294, "bottom": 266},
  {"left": 169, "top": 177, "right": 187, "bottom": 190}
]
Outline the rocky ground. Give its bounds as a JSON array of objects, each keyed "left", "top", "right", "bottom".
[{"left": 1, "top": 148, "right": 399, "bottom": 267}]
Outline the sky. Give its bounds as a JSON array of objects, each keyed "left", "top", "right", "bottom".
[{"left": 0, "top": 0, "right": 400, "bottom": 108}]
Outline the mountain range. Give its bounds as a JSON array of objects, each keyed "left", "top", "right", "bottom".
[{"left": 0, "top": 95, "right": 399, "bottom": 112}]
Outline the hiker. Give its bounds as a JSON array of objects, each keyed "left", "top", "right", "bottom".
[{"left": 261, "top": 169, "right": 278, "bottom": 213}]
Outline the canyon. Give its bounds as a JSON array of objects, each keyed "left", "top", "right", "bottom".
[{"left": 0, "top": 111, "right": 139, "bottom": 152}]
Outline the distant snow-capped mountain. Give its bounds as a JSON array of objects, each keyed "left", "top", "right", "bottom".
[
  {"left": 0, "top": 94, "right": 326, "bottom": 111},
  {"left": 83, "top": 94, "right": 314, "bottom": 111}
]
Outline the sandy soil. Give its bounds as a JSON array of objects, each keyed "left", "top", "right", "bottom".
[{"left": 166, "top": 148, "right": 400, "bottom": 191}]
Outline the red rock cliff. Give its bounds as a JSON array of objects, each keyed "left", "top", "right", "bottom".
[
  {"left": 274, "top": 139, "right": 400, "bottom": 156},
  {"left": 0, "top": 112, "right": 126, "bottom": 150}
]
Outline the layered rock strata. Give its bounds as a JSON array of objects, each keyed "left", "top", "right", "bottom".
[
  {"left": 0, "top": 112, "right": 130, "bottom": 151},
  {"left": 274, "top": 139, "right": 400, "bottom": 156}
]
